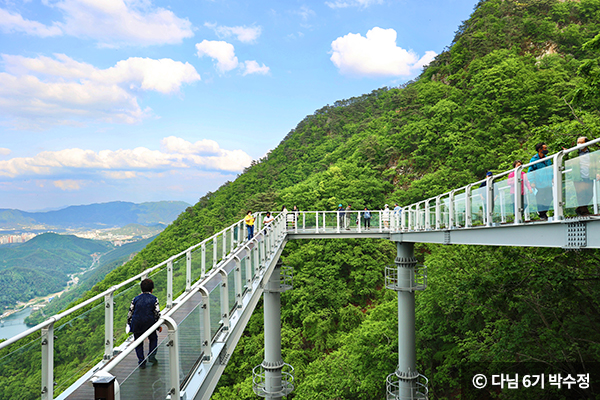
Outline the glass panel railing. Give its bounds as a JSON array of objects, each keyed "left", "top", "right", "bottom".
[
  {"left": 54, "top": 300, "right": 105, "bottom": 395},
  {"left": 228, "top": 269, "right": 236, "bottom": 313},
  {"left": 207, "top": 277, "right": 222, "bottom": 339},
  {"left": 216, "top": 234, "right": 224, "bottom": 265},
  {"left": 241, "top": 257, "right": 248, "bottom": 292},
  {"left": 564, "top": 150, "right": 600, "bottom": 217},
  {"left": 470, "top": 186, "right": 487, "bottom": 226},
  {"left": 119, "top": 335, "right": 171, "bottom": 400},
  {"left": 439, "top": 197, "right": 450, "bottom": 229},
  {"left": 172, "top": 256, "right": 187, "bottom": 300},
  {"left": 0, "top": 336, "right": 40, "bottom": 400},
  {"left": 205, "top": 240, "right": 214, "bottom": 274},
  {"left": 149, "top": 267, "right": 168, "bottom": 308},
  {"left": 178, "top": 301, "right": 203, "bottom": 385},
  {"left": 492, "top": 178, "right": 514, "bottom": 224},
  {"left": 370, "top": 210, "right": 381, "bottom": 230},
  {"left": 191, "top": 246, "right": 203, "bottom": 282},
  {"left": 454, "top": 193, "right": 466, "bottom": 228},
  {"left": 114, "top": 283, "right": 143, "bottom": 347},
  {"left": 525, "top": 162, "right": 554, "bottom": 220}
]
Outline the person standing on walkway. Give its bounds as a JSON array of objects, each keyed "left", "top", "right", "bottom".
[
  {"left": 382, "top": 204, "right": 390, "bottom": 229},
  {"left": 363, "top": 207, "right": 371, "bottom": 230},
  {"left": 127, "top": 278, "right": 161, "bottom": 369},
  {"left": 245, "top": 211, "right": 255, "bottom": 239},
  {"left": 345, "top": 204, "right": 352, "bottom": 230},
  {"left": 528, "top": 142, "right": 553, "bottom": 221},
  {"left": 507, "top": 160, "right": 533, "bottom": 218},
  {"left": 571, "top": 137, "right": 599, "bottom": 216},
  {"left": 393, "top": 203, "right": 402, "bottom": 228},
  {"left": 263, "top": 211, "right": 274, "bottom": 229},
  {"left": 337, "top": 204, "right": 345, "bottom": 230}
]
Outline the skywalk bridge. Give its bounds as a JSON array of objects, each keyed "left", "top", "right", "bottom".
[{"left": 2, "top": 139, "right": 600, "bottom": 400}]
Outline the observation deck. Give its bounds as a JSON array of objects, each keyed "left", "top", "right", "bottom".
[{"left": 2, "top": 139, "right": 600, "bottom": 400}]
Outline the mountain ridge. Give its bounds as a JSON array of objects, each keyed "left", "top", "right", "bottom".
[{"left": 0, "top": 200, "right": 190, "bottom": 230}]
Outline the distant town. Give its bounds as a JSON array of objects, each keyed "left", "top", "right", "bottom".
[
  {"left": 0, "top": 228, "right": 160, "bottom": 247},
  {"left": 0, "top": 232, "right": 36, "bottom": 245}
]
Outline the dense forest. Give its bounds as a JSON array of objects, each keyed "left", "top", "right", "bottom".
[
  {"left": 0, "top": 233, "right": 113, "bottom": 309},
  {"left": 2, "top": 0, "right": 600, "bottom": 398}
]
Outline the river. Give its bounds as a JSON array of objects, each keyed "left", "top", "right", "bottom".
[{"left": 0, "top": 307, "right": 33, "bottom": 340}]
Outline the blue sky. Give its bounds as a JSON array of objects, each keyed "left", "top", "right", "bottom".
[{"left": 0, "top": 0, "right": 478, "bottom": 211}]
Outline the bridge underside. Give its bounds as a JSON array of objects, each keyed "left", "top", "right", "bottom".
[{"left": 289, "top": 217, "right": 600, "bottom": 250}]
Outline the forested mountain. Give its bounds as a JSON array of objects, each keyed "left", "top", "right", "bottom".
[
  {"left": 0, "top": 233, "right": 113, "bottom": 309},
  {"left": 2, "top": 0, "right": 600, "bottom": 399},
  {"left": 23, "top": 235, "right": 158, "bottom": 327},
  {"left": 0, "top": 200, "right": 189, "bottom": 230}
]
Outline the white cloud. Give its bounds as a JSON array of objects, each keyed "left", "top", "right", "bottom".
[
  {"left": 196, "top": 40, "right": 239, "bottom": 74},
  {"left": 103, "top": 171, "right": 137, "bottom": 179},
  {"left": 53, "top": 179, "right": 85, "bottom": 190},
  {"left": 204, "top": 22, "right": 262, "bottom": 43},
  {"left": 325, "top": 0, "right": 383, "bottom": 9},
  {"left": 0, "top": 0, "right": 193, "bottom": 46},
  {"left": 0, "top": 54, "right": 200, "bottom": 129},
  {"left": 0, "top": 136, "right": 253, "bottom": 179},
  {"left": 243, "top": 60, "right": 270, "bottom": 76},
  {"left": 0, "top": 8, "right": 62, "bottom": 37},
  {"left": 0, "top": 148, "right": 11, "bottom": 156},
  {"left": 195, "top": 40, "right": 270, "bottom": 76},
  {"left": 330, "top": 27, "right": 437, "bottom": 77},
  {"left": 294, "top": 5, "right": 315, "bottom": 21}
]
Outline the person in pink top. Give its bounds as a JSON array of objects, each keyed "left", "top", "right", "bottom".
[
  {"left": 507, "top": 160, "right": 533, "bottom": 194},
  {"left": 507, "top": 160, "right": 533, "bottom": 218}
]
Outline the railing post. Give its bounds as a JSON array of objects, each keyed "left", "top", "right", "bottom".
[
  {"left": 553, "top": 151, "right": 565, "bottom": 220},
  {"left": 104, "top": 290, "right": 114, "bottom": 360},
  {"left": 500, "top": 190, "right": 506, "bottom": 223},
  {"left": 213, "top": 236, "right": 218, "bottom": 268},
  {"left": 315, "top": 212, "right": 319, "bottom": 233},
  {"left": 200, "top": 287, "right": 211, "bottom": 362},
  {"left": 223, "top": 231, "right": 227, "bottom": 260},
  {"left": 486, "top": 177, "right": 494, "bottom": 227},
  {"left": 235, "top": 257, "right": 243, "bottom": 309},
  {"left": 594, "top": 179, "right": 599, "bottom": 215},
  {"left": 261, "top": 231, "right": 267, "bottom": 268},
  {"left": 336, "top": 210, "right": 340, "bottom": 233},
  {"left": 357, "top": 211, "right": 362, "bottom": 233},
  {"left": 407, "top": 207, "right": 412, "bottom": 231},
  {"left": 401, "top": 209, "right": 406, "bottom": 232},
  {"left": 219, "top": 269, "right": 230, "bottom": 330},
  {"left": 435, "top": 196, "right": 441, "bottom": 230},
  {"left": 514, "top": 166, "right": 523, "bottom": 225},
  {"left": 302, "top": 212, "right": 306, "bottom": 231},
  {"left": 41, "top": 320, "right": 55, "bottom": 400},
  {"left": 163, "top": 317, "right": 180, "bottom": 400},
  {"left": 379, "top": 210, "right": 383, "bottom": 232},
  {"left": 230, "top": 226, "right": 235, "bottom": 252},
  {"left": 167, "top": 260, "right": 173, "bottom": 309},
  {"left": 186, "top": 250, "right": 192, "bottom": 292},
  {"left": 201, "top": 242, "right": 206, "bottom": 277},
  {"left": 250, "top": 246, "right": 257, "bottom": 289},
  {"left": 449, "top": 190, "right": 455, "bottom": 229},
  {"left": 465, "top": 185, "right": 472, "bottom": 228}
]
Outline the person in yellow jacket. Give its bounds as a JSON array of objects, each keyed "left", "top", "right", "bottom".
[{"left": 244, "top": 211, "right": 255, "bottom": 240}]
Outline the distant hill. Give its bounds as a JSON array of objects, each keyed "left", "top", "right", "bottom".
[
  {"left": 24, "top": 235, "right": 158, "bottom": 326},
  {"left": 0, "top": 233, "right": 114, "bottom": 309},
  {"left": 0, "top": 201, "right": 190, "bottom": 230}
]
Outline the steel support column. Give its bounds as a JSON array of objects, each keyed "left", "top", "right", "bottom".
[
  {"left": 253, "top": 259, "right": 294, "bottom": 399},
  {"left": 386, "top": 242, "right": 428, "bottom": 399}
]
